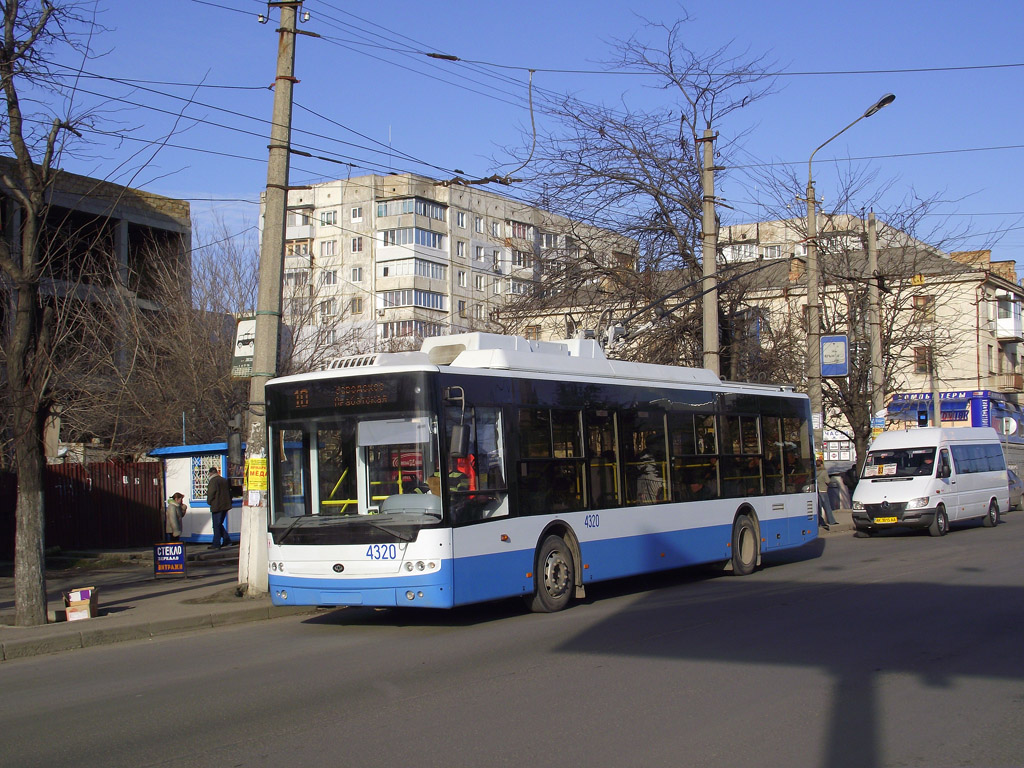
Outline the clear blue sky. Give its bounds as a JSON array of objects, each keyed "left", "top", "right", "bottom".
[{"left": 47, "top": 0, "right": 1024, "bottom": 270}]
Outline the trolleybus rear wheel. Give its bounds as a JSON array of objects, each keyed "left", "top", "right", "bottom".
[
  {"left": 730, "top": 514, "right": 758, "bottom": 576},
  {"left": 528, "top": 535, "right": 574, "bottom": 613}
]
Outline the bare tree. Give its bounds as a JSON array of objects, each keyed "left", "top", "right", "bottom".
[
  {"left": 500, "top": 17, "right": 775, "bottom": 362},
  {"left": 0, "top": 0, "right": 108, "bottom": 626}
]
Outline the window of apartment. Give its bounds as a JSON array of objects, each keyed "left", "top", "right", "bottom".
[
  {"left": 380, "top": 227, "right": 445, "bottom": 250},
  {"left": 508, "top": 279, "right": 530, "bottom": 295},
  {"left": 381, "top": 321, "right": 444, "bottom": 339},
  {"left": 377, "top": 258, "right": 447, "bottom": 280},
  {"left": 375, "top": 198, "right": 446, "bottom": 221},
  {"left": 320, "top": 298, "right": 337, "bottom": 317},
  {"left": 988, "top": 345, "right": 995, "bottom": 373},
  {"left": 512, "top": 249, "right": 533, "bottom": 269},
  {"left": 351, "top": 266, "right": 363, "bottom": 283},
  {"left": 492, "top": 278, "right": 501, "bottom": 295},
  {"left": 325, "top": 329, "right": 336, "bottom": 345},
  {"left": 287, "top": 210, "right": 310, "bottom": 227},
  {"left": 284, "top": 269, "right": 309, "bottom": 287},
  {"left": 320, "top": 210, "right": 337, "bottom": 226},
  {"left": 524, "top": 325, "right": 541, "bottom": 341},
  {"left": 474, "top": 304, "right": 484, "bottom": 320},
  {"left": 475, "top": 274, "right": 485, "bottom": 291},
  {"left": 475, "top": 245, "right": 484, "bottom": 261},
  {"left": 380, "top": 289, "right": 447, "bottom": 311},
  {"left": 762, "top": 245, "right": 781, "bottom": 259},
  {"left": 351, "top": 236, "right": 363, "bottom": 253},
  {"left": 350, "top": 206, "right": 363, "bottom": 222},
  {"left": 913, "top": 295, "right": 935, "bottom": 322},
  {"left": 286, "top": 241, "right": 310, "bottom": 257},
  {"left": 491, "top": 221, "right": 500, "bottom": 237},
  {"left": 351, "top": 297, "right": 363, "bottom": 314},
  {"left": 321, "top": 269, "right": 337, "bottom": 286},
  {"left": 457, "top": 270, "right": 467, "bottom": 288},
  {"left": 456, "top": 240, "right": 466, "bottom": 258},
  {"left": 475, "top": 216, "right": 484, "bottom": 233},
  {"left": 286, "top": 296, "right": 310, "bottom": 319},
  {"left": 914, "top": 347, "right": 931, "bottom": 374},
  {"left": 458, "top": 300, "right": 467, "bottom": 318},
  {"left": 509, "top": 221, "right": 532, "bottom": 239},
  {"left": 456, "top": 211, "right": 466, "bottom": 228},
  {"left": 541, "top": 233, "right": 557, "bottom": 250},
  {"left": 320, "top": 240, "right": 336, "bottom": 258}
]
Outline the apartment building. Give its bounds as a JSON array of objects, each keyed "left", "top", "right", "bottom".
[{"left": 266, "top": 173, "right": 630, "bottom": 354}]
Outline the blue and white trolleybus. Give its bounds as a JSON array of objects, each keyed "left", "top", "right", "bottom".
[{"left": 265, "top": 333, "right": 817, "bottom": 612}]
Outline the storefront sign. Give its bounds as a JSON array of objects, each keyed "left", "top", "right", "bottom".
[{"left": 154, "top": 542, "right": 187, "bottom": 578}]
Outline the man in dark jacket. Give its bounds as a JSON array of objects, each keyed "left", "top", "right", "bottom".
[{"left": 206, "top": 466, "right": 233, "bottom": 549}]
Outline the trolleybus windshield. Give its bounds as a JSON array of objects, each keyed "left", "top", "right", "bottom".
[{"left": 267, "top": 372, "right": 443, "bottom": 544}]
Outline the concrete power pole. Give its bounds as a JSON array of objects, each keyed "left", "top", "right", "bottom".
[
  {"left": 238, "top": 1, "right": 301, "bottom": 597},
  {"left": 867, "top": 213, "right": 884, "bottom": 421},
  {"left": 700, "top": 128, "right": 720, "bottom": 375}
]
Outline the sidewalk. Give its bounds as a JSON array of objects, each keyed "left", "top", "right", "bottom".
[{"left": 0, "top": 545, "right": 314, "bottom": 662}]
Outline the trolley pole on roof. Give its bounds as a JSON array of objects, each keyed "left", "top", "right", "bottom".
[{"left": 239, "top": 1, "right": 302, "bottom": 597}]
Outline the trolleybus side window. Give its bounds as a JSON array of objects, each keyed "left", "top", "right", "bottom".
[
  {"left": 762, "top": 417, "right": 785, "bottom": 495},
  {"left": 517, "top": 408, "right": 585, "bottom": 514},
  {"left": 669, "top": 412, "right": 720, "bottom": 502},
  {"left": 782, "top": 417, "right": 812, "bottom": 491},
  {"left": 620, "top": 409, "right": 668, "bottom": 505},
  {"left": 586, "top": 408, "right": 620, "bottom": 509},
  {"left": 721, "top": 415, "right": 763, "bottom": 498}
]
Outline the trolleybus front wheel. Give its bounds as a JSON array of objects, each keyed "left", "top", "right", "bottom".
[{"left": 527, "top": 534, "right": 575, "bottom": 613}]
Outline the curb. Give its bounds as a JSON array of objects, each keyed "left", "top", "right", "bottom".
[{"left": 1, "top": 604, "right": 313, "bottom": 661}]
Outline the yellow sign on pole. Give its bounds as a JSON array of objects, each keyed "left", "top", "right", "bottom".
[{"left": 246, "top": 458, "right": 268, "bottom": 491}]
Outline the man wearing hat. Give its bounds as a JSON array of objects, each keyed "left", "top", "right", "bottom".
[{"left": 206, "top": 465, "right": 233, "bottom": 549}]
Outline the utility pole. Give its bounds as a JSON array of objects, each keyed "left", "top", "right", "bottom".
[
  {"left": 238, "top": 1, "right": 301, "bottom": 597},
  {"left": 700, "top": 128, "right": 720, "bottom": 375},
  {"left": 805, "top": 178, "right": 823, "bottom": 456},
  {"left": 867, "top": 213, "right": 884, "bottom": 421}
]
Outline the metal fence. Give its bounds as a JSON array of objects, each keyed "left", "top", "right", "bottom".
[{"left": 0, "top": 462, "right": 163, "bottom": 559}]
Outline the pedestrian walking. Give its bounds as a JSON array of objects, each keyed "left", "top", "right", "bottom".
[
  {"left": 816, "top": 458, "right": 838, "bottom": 528},
  {"left": 165, "top": 492, "right": 187, "bottom": 541},
  {"left": 206, "top": 466, "right": 233, "bottom": 549}
]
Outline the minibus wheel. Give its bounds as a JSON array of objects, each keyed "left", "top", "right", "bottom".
[
  {"left": 983, "top": 500, "right": 999, "bottom": 528},
  {"left": 929, "top": 505, "right": 948, "bottom": 537},
  {"left": 528, "top": 535, "right": 574, "bottom": 613}
]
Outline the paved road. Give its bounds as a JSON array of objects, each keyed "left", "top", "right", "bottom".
[{"left": 2, "top": 517, "right": 1023, "bottom": 768}]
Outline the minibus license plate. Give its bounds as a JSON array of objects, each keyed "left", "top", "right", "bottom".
[{"left": 874, "top": 516, "right": 898, "bottom": 524}]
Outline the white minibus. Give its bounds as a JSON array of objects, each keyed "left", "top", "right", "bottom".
[{"left": 852, "top": 427, "right": 1008, "bottom": 536}]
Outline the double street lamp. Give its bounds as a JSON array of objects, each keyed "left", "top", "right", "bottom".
[{"left": 806, "top": 93, "right": 895, "bottom": 457}]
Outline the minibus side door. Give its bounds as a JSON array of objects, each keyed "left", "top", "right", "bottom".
[{"left": 935, "top": 448, "right": 960, "bottom": 519}]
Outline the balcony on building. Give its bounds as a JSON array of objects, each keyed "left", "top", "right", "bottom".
[
  {"left": 995, "top": 293, "right": 1024, "bottom": 341},
  {"left": 993, "top": 372, "right": 1024, "bottom": 393}
]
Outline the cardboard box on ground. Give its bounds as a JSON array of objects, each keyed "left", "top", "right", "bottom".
[{"left": 64, "top": 587, "right": 99, "bottom": 621}]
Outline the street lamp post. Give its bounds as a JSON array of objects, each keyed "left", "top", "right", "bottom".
[{"left": 805, "top": 93, "right": 895, "bottom": 458}]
